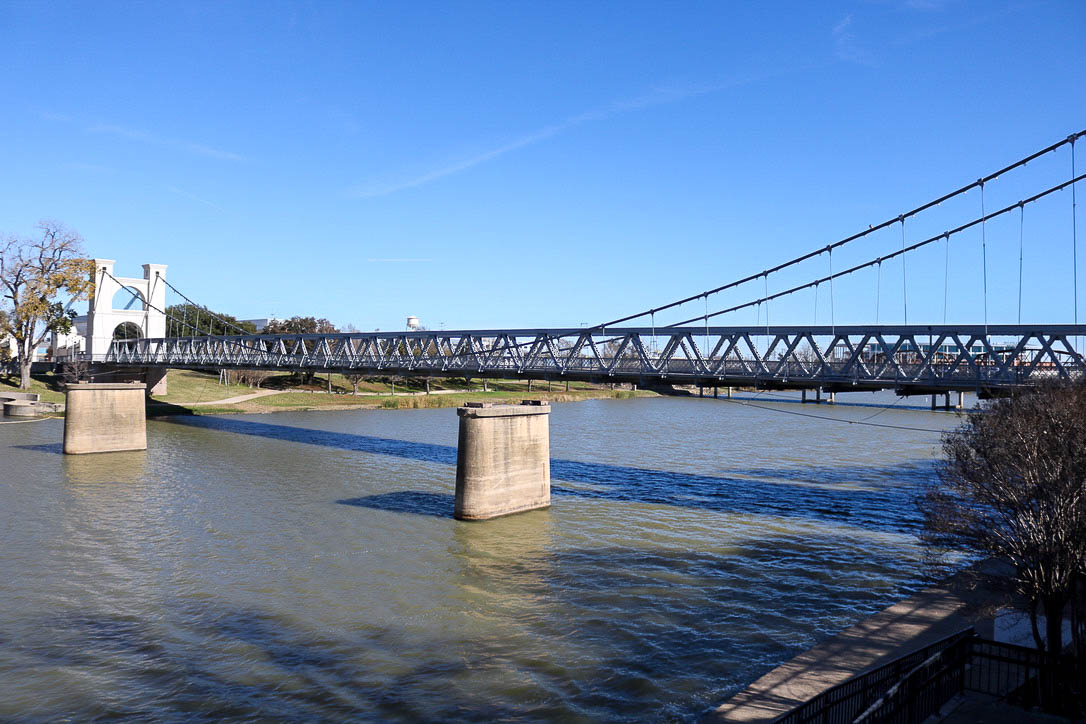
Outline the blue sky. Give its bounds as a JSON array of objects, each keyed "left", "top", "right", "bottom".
[{"left": 2, "top": 0, "right": 1084, "bottom": 332}]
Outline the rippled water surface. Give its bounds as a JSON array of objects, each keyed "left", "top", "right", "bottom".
[{"left": 0, "top": 394, "right": 966, "bottom": 721}]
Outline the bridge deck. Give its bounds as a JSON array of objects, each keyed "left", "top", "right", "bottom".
[{"left": 92, "top": 325, "right": 1086, "bottom": 394}]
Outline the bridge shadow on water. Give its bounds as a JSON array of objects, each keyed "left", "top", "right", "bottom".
[{"left": 168, "top": 416, "right": 931, "bottom": 534}]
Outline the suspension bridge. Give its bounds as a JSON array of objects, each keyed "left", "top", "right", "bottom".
[{"left": 67, "top": 130, "right": 1086, "bottom": 399}]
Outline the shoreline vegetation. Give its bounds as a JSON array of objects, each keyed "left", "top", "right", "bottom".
[{"left": 1, "top": 368, "right": 658, "bottom": 417}]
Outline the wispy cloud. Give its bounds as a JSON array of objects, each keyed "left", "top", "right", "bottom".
[
  {"left": 366, "top": 257, "right": 434, "bottom": 263},
  {"left": 166, "top": 185, "right": 224, "bottom": 211},
  {"left": 349, "top": 73, "right": 777, "bottom": 199},
  {"left": 63, "top": 161, "right": 116, "bottom": 174},
  {"left": 832, "top": 15, "right": 876, "bottom": 66},
  {"left": 89, "top": 123, "right": 245, "bottom": 162},
  {"left": 39, "top": 110, "right": 73, "bottom": 123},
  {"left": 902, "top": 0, "right": 951, "bottom": 10}
]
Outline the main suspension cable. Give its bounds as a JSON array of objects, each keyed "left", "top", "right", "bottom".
[
  {"left": 159, "top": 277, "right": 252, "bottom": 335},
  {"left": 102, "top": 270, "right": 205, "bottom": 338},
  {"left": 585, "top": 129, "right": 1085, "bottom": 332},
  {"left": 664, "top": 173, "right": 1086, "bottom": 328}
]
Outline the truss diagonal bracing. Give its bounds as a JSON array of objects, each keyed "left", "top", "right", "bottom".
[{"left": 101, "top": 325, "right": 1086, "bottom": 394}]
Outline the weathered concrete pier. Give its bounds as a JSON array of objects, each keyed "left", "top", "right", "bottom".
[
  {"left": 454, "top": 401, "right": 551, "bottom": 520},
  {"left": 63, "top": 382, "right": 147, "bottom": 454}
]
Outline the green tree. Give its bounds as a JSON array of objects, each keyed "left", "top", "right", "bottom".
[
  {"left": 165, "top": 303, "right": 256, "bottom": 337},
  {"left": 0, "top": 222, "right": 94, "bottom": 389},
  {"left": 264, "top": 316, "right": 338, "bottom": 335},
  {"left": 263, "top": 316, "right": 338, "bottom": 384}
]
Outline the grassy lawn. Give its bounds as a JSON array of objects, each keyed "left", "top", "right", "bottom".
[
  {"left": 250, "top": 372, "right": 604, "bottom": 396},
  {"left": 152, "top": 369, "right": 253, "bottom": 403},
  {"left": 4, "top": 366, "right": 652, "bottom": 416},
  {"left": 149, "top": 377, "right": 653, "bottom": 415}
]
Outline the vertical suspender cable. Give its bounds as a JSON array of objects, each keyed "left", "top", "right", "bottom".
[
  {"left": 1018, "top": 204, "right": 1025, "bottom": 325},
  {"left": 814, "top": 282, "right": 819, "bottom": 326},
  {"left": 943, "top": 233, "right": 950, "bottom": 324},
  {"left": 828, "top": 247, "right": 836, "bottom": 335},
  {"left": 900, "top": 217, "right": 908, "bottom": 324},
  {"left": 980, "top": 180, "right": 988, "bottom": 333},
  {"left": 703, "top": 294, "right": 709, "bottom": 363},
  {"left": 764, "top": 273, "right": 770, "bottom": 335},
  {"left": 876, "top": 260, "right": 882, "bottom": 325},
  {"left": 1072, "top": 138, "right": 1079, "bottom": 325}
]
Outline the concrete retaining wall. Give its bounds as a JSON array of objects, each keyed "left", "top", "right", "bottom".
[{"left": 0, "top": 391, "right": 40, "bottom": 402}]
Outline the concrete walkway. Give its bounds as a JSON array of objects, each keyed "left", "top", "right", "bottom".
[
  {"left": 168, "top": 389, "right": 283, "bottom": 406},
  {"left": 711, "top": 560, "right": 1014, "bottom": 722},
  {"left": 929, "top": 692, "right": 1070, "bottom": 723}
]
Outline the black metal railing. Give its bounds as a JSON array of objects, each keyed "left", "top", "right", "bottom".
[
  {"left": 852, "top": 635, "right": 972, "bottom": 723},
  {"left": 965, "top": 639, "right": 1085, "bottom": 717},
  {"left": 779, "top": 632, "right": 1085, "bottom": 724},
  {"left": 775, "top": 628, "right": 975, "bottom": 724}
]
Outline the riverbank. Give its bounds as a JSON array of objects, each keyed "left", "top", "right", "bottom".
[
  {"left": 3, "top": 368, "right": 658, "bottom": 417},
  {"left": 147, "top": 369, "right": 656, "bottom": 415}
]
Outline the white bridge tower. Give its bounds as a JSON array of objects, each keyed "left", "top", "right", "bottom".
[{"left": 84, "top": 259, "right": 168, "bottom": 358}]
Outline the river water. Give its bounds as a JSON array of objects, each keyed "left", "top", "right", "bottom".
[{"left": 0, "top": 393, "right": 966, "bottom": 721}]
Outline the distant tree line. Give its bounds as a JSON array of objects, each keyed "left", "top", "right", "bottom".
[
  {"left": 166, "top": 304, "right": 257, "bottom": 337},
  {"left": 262, "top": 316, "right": 338, "bottom": 335}
]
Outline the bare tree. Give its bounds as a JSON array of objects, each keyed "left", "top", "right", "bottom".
[
  {"left": 245, "top": 370, "right": 273, "bottom": 389},
  {"left": 343, "top": 371, "right": 365, "bottom": 395},
  {"left": 221, "top": 369, "right": 274, "bottom": 389},
  {"left": 0, "top": 222, "right": 95, "bottom": 389},
  {"left": 61, "top": 359, "right": 90, "bottom": 385},
  {"left": 919, "top": 382, "right": 1086, "bottom": 655}
]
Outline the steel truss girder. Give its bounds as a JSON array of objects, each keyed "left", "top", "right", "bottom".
[{"left": 99, "top": 325, "right": 1086, "bottom": 392}]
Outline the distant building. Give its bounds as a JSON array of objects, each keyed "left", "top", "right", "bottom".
[
  {"left": 242, "top": 318, "right": 275, "bottom": 332},
  {"left": 3, "top": 334, "right": 48, "bottom": 362}
]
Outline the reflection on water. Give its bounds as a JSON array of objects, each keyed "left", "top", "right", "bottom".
[{"left": 0, "top": 394, "right": 963, "bottom": 721}]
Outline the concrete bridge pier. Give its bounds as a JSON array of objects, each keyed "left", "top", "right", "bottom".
[
  {"left": 63, "top": 382, "right": 147, "bottom": 454},
  {"left": 930, "top": 392, "right": 955, "bottom": 411},
  {"left": 455, "top": 402, "right": 551, "bottom": 521},
  {"left": 146, "top": 368, "right": 167, "bottom": 396},
  {"left": 802, "top": 388, "right": 833, "bottom": 404}
]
